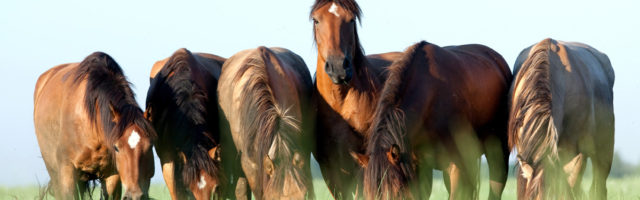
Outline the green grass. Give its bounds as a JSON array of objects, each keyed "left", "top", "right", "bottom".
[{"left": 2, "top": 176, "right": 639, "bottom": 199}]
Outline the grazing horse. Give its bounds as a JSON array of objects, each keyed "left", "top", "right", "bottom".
[
  {"left": 217, "top": 47, "right": 315, "bottom": 199},
  {"left": 510, "top": 38, "right": 615, "bottom": 199},
  {"left": 145, "top": 48, "right": 226, "bottom": 199},
  {"left": 309, "top": 0, "right": 403, "bottom": 198},
  {"left": 33, "top": 52, "right": 156, "bottom": 199},
  {"left": 353, "top": 41, "right": 512, "bottom": 199}
]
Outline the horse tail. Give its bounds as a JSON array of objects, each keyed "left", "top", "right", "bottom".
[
  {"left": 233, "top": 46, "right": 301, "bottom": 198},
  {"left": 509, "top": 38, "right": 559, "bottom": 168}
]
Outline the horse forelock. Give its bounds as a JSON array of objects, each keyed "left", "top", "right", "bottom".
[
  {"left": 73, "top": 52, "right": 156, "bottom": 149},
  {"left": 233, "top": 48, "right": 306, "bottom": 198},
  {"left": 310, "top": 0, "right": 362, "bottom": 22}
]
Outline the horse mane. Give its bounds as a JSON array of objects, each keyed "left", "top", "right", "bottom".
[
  {"left": 509, "top": 39, "right": 559, "bottom": 197},
  {"left": 364, "top": 41, "right": 428, "bottom": 198},
  {"left": 232, "top": 47, "right": 304, "bottom": 198},
  {"left": 146, "top": 48, "right": 221, "bottom": 187},
  {"left": 310, "top": 0, "right": 367, "bottom": 74},
  {"left": 73, "top": 52, "right": 156, "bottom": 148}
]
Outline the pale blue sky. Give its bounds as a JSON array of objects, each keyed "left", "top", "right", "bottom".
[{"left": 1, "top": 0, "right": 638, "bottom": 186}]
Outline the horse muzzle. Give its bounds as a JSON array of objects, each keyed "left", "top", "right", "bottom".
[{"left": 324, "top": 55, "right": 353, "bottom": 85}]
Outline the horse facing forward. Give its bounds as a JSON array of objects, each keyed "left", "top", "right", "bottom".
[
  {"left": 217, "top": 47, "right": 315, "bottom": 200},
  {"left": 309, "top": 0, "right": 403, "bottom": 198},
  {"left": 510, "top": 38, "right": 615, "bottom": 200},
  {"left": 34, "top": 52, "right": 156, "bottom": 199},
  {"left": 145, "top": 48, "right": 227, "bottom": 199}
]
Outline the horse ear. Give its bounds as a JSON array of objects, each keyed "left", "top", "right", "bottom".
[
  {"left": 350, "top": 151, "right": 369, "bottom": 168},
  {"left": 292, "top": 152, "right": 305, "bottom": 169},
  {"left": 208, "top": 146, "right": 221, "bottom": 162},
  {"left": 263, "top": 155, "right": 275, "bottom": 176},
  {"left": 386, "top": 144, "right": 400, "bottom": 165},
  {"left": 109, "top": 104, "right": 120, "bottom": 123}
]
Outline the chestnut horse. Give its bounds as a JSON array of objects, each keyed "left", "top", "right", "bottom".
[
  {"left": 310, "top": 0, "right": 402, "bottom": 198},
  {"left": 217, "top": 47, "right": 315, "bottom": 199},
  {"left": 510, "top": 38, "right": 615, "bottom": 199},
  {"left": 354, "top": 41, "right": 512, "bottom": 199},
  {"left": 145, "top": 48, "right": 227, "bottom": 199},
  {"left": 34, "top": 52, "right": 156, "bottom": 199}
]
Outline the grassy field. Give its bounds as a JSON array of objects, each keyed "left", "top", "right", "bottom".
[{"left": 2, "top": 176, "right": 640, "bottom": 199}]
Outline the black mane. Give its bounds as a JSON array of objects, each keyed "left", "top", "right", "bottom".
[
  {"left": 73, "top": 52, "right": 155, "bottom": 147},
  {"left": 145, "top": 48, "right": 222, "bottom": 186}
]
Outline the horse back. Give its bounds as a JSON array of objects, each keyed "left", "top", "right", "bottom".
[{"left": 433, "top": 43, "right": 512, "bottom": 126}]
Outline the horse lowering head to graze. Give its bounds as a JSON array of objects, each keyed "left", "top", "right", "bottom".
[
  {"left": 34, "top": 52, "right": 156, "bottom": 200},
  {"left": 354, "top": 40, "right": 512, "bottom": 200},
  {"left": 510, "top": 38, "right": 615, "bottom": 200},
  {"left": 145, "top": 48, "right": 227, "bottom": 200},
  {"left": 310, "top": 1, "right": 404, "bottom": 198},
  {"left": 218, "top": 47, "right": 315, "bottom": 199}
]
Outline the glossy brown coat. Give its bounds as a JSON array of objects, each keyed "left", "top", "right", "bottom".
[{"left": 34, "top": 52, "right": 155, "bottom": 200}]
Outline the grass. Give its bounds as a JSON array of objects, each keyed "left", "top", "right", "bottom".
[{"left": 2, "top": 176, "right": 639, "bottom": 200}]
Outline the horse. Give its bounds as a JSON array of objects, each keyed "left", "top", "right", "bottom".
[
  {"left": 309, "top": 0, "right": 404, "bottom": 198},
  {"left": 33, "top": 52, "right": 156, "bottom": 199},
  {"left": 509, "top": 38, "right": 615, "bottom": 199},
  {"left": 145, "top": 48, "right": 227, "bottom": 199},
  {"left": 351, "top": 41, "right": 513, "bottom": 199},
  {"left": 217, "top": 46, "right": 315, "bottom": 199}
]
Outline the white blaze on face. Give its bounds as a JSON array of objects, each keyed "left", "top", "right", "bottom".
[
  {"left": 329, "top": 3, "right": 340, "bottom": 17},
  {"left": 128, "top": 130, "right": 141, "bottom": 149},
  {"left": 197, "top": 175, "right": 207, "bottom": 189}
]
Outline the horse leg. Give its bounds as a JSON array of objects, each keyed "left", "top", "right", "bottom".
[
  {"left": 418, "top": 165, "right": 433, "bottom": 199},
  {"left": 483, "top": 135, "right": 508, "bottom": 200},
  {"left": 590, "top": 140, "right": 613, "bottom": 199},
  {"left": 56, "top": 165, "right": 79, "bottom": 199},
  {"left": 101, "top": 174, "right": 121, "bottom": 200},
  {"left": 235, "top": 177, "right": 250, "bottom": 200},
  {"left": 161, "top": 159, "right": 185, "bottom": 200},
  {"left": 447, "top": 161, "right": 478, "bottom": 200}
]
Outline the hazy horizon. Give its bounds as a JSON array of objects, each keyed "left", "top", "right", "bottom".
[{"left": 1, "top": 0, "right": 638, "bottom": 186}]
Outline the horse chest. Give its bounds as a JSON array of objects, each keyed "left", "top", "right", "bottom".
[{"left": 72, "top": 142, "right": 113, "bottom": 178}]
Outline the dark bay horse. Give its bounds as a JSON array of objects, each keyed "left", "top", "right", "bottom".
[
  {"left": 510, "top": 38, "right": 615, "bottom": 199},
  {"left": 310, "top": 0, "right": 403, "bottom": 198},
  {"left": 145, "top": 48, "right": 226, "bottom": 199},
  {"left": 353, "top": 41, "right": 512, "bottom": 199},
  {"left": 34, "top": 52, "right": 156, "bottom": 199},
  {"left": 217, "top": 47, "right": 315, "bottom": 199}
]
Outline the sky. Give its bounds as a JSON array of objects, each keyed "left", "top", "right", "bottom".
[{"left": 1, "top": 0, "right": 638, "bottom": 186}]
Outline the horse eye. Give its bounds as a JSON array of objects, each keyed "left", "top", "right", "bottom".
[
  {"left": 114, "top": 146, "right": 119, "bottom": 152},
  {"left": 313, "top": 19, "right": 319, "bottom": 24}
]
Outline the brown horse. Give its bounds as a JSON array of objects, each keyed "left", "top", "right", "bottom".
[
  {"left": 145, "top": 48, "right": 227, "bottom": 199},
  {"left": 509, "top": 38, "right": 615, "bottom": 199},
  {"left": 217, "top": 47, "right": 315, "bottom": 199},
  {"left": 34, "top": 52, "right": 156, "bottom": 199},
  {"left": 353, "top": 41, "right": 512, "bottom": 199},
  {"left": 309, "top": 0, "right": 403, "bottom": 198}
]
